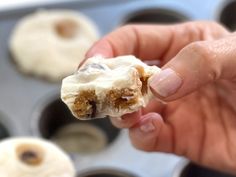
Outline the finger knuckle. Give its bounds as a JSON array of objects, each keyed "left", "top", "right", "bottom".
[
  {"left": 120, "top": 24, "right": 135, "bottom": 32},
  {"left": 184, "top": 42, "right": 219, "bottom": 80},
  {"left": 186, "top": 42, "right": 210, "bottom": 59},
  {"left": 207, "top": 21, "right": 224, "bottom": 29}
]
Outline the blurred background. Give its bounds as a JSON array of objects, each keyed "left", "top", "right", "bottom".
[
  {"left": 0, "top": 0, "right": 74, "bottom": 10},
  {"left": 0, "top": 0, "right": 236, "bottom": 177}
]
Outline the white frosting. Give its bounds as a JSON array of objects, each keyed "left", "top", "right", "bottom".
[
  {"left": 0, "top": 137, "right": 75, "bottom": 177},
  {"left": 61, "top": 55, "right": 161, "bottom": 119},
  {"left": 10, "top": 10, "right": 99, "bottom": 81}
]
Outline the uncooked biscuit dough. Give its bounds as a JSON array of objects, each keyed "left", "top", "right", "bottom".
[
  {"left": 0, "top": 137, "right": 75, "bottom": 177},
  {"left": 10, "top": 10, "right": 99, "bottom": 81},
  {"left": 61, "top": 55, "right": 161, "bottom": 120}
]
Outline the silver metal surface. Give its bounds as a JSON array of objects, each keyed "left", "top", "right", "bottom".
[
  {"left": 217, "top": 0, "right": 236, "bottom": 31},
  {"left": 77, "top": 168, "right": 139, "bottom": 177},
  {"left": 0, "top": 0, "right": 232, "bottom": 176},
  {"left": 172, "top": 159, "right": 236, "bottom": 177}
]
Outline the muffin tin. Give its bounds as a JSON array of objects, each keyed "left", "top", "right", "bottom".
[
  {"left": 0, "top": 0, "right": 235, "bottom": 176},
  {"left": 218, "top": 0, "right": 236, "bottom": 31},
  {"left": 173, "top": 160, "right": 236, "bottom": 177},
  {"left": 31, "top": 96, "right": 120, "bottom": 154}
]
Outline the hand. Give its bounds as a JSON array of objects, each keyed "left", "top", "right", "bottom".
[{"left": 86, "top": 21, "right": 236, "bottom": 174}]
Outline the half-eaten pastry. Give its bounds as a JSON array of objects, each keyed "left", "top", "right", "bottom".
[{"left": 61, "top": 55, "right": 160, "bottom": 120}]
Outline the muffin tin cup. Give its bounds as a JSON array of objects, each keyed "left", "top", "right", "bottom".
[
  {"left": 218, "top": 0, "right": 236, "bottom": 31},
  {"left": 0, "top": 110, "right": 17, "bottom": 139},
  {"left": 173, "top": 159, "right": 236, "bottom": 177},
  {"left": 31, "top": 94, "right": 121, "bottom": 155},
  {"left": 77, "top": 168, "right": 139, "bottom": 177},
  {"left": 124, "top": 8, "right": 188, "bottom": 24}
]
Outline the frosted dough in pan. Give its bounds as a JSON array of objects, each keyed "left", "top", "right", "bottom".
[
  {"left": 10, "top": 10, "right": 99, "bottom": 81},
  {"left": 0, "top": 137, "right": 75, "bottom": 177}
]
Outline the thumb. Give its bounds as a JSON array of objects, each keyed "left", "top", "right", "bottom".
[{"left": 150, "top": 35, "right": 236, "bottom": 101}]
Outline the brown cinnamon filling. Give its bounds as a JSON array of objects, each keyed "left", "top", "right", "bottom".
[
  {"left": 135, "top": 66, "right": 149, "bottom": 95},
  {"left": 16, "top": 144, "right": 44, "bottom": 166},
  {"left": 55, "top": 19, "right": 78, "bottom": 38},
  {"left": 73, "top": 90, "right": 97, "bottom": 118},
  {"left": 106, "top": 88, "right": 138, "bottom": 109}
]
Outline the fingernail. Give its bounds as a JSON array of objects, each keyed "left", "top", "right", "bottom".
[
  {"left": 150, "top": 68, "right": 182, "bottom": 97},
  {"left": 140, "top": 120, "right": 155, "bottom": 133}
]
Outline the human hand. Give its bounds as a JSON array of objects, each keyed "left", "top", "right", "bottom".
[{"left": 86, "top": 21, "right": 236, "bottom": 174}]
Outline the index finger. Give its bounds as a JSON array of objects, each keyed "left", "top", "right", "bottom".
[{"left": 85, "top": 21, "right": 227, "bottom": 64}]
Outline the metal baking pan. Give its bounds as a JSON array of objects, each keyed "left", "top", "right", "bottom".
[
  {"left": 0, "top": 0, "right": 232, "bottom": 176},
  {"left": 172, "top": 159, "right": 236, "bottom": 177}
]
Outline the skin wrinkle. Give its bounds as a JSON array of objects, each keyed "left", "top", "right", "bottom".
[
  {"left": 220, "top": 94, "right": 236, "bottom": 168},
  {"left": 186, "top": 23, "right": 201, "bottom": 42},
  {"left": 152, "top": 123, "right": 160, "bottom": 152},
  {"left": 162, "top": 101, "right": 183, "bottom": 154},
  {"left": 156, "top": 123, "right": 174, "bottom": 153},
  {"left": 172, "top": 100, "right": 197, "bottom": 157},
  {"left": 217, "top": 90, "right": 232, "bottom": 165},
  {"left": 162, "top": 23, "right": 202, "bottom": 63},
  {"left": 160, "top": 85, "right": 236, "bottom": 169},
  {"left": 199, "top": 89, "right": 217, "bottom": 158},
  {"left": 158, "top": 26, "right": 175, "bottom": 63},
  {"left": 170, "top": 42, "right": 219, "bottom": 93},
  {"left": 161, "top": 27, "right": 178, "bottom": 63},
  {"left": 173, "top": 91, "right": 201, "bottom": 158},
  {"left": 197, "top": 90, "right": 210, "bottom": 165},
  {"left": 219, "top": 37, "right": 236, "bottom": 80},
  {"left": 143, "top": 116, "right": 159, "bottom": 152},
  {"left": 163, "top": 97, "right": 186, "bottom": 123},
  {"left": 197, "top": 23, "right": 205, "bottom": 41},
  {"left": 194, "top": 43, "right": 217, "bottom": 84},
  {"left": 211, "top": 22, "right": 230, "bottom": 39},
  {"left": 131, "top": 26, "right": 141, "bottom": 59},
  {"left": 179, "top": 90, "right": 209, "bottom": 164},
  {"left": 132, "top": 25, "right": 174, "bottom": 61},
  {"left": 169, "top": 122, "right": 178, "bottom": 155},
  {"left": 198, "top": 22, "right": 228, "bottom": 40},
  {"left": 196, "top": 86, "right": 235, "bottom": 171},
  {"left": 150, "top": 25, "right": 173, "bottom": 61},
  {"left": 202, "top": 41, "right": 224, "bottom": 80},
  {"left": 106, "top": 37, "right": 118, "bottom": 57},
  {"left": 106, "top": 25, "right": 140, "bottom": 58}
]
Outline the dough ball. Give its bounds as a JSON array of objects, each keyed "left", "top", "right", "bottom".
[
  {"left": 0, "top": 137, "right": 76, "bottom": 177},
  {"left": 10, "top": 10, "right": 99, "bottom": 81}
]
